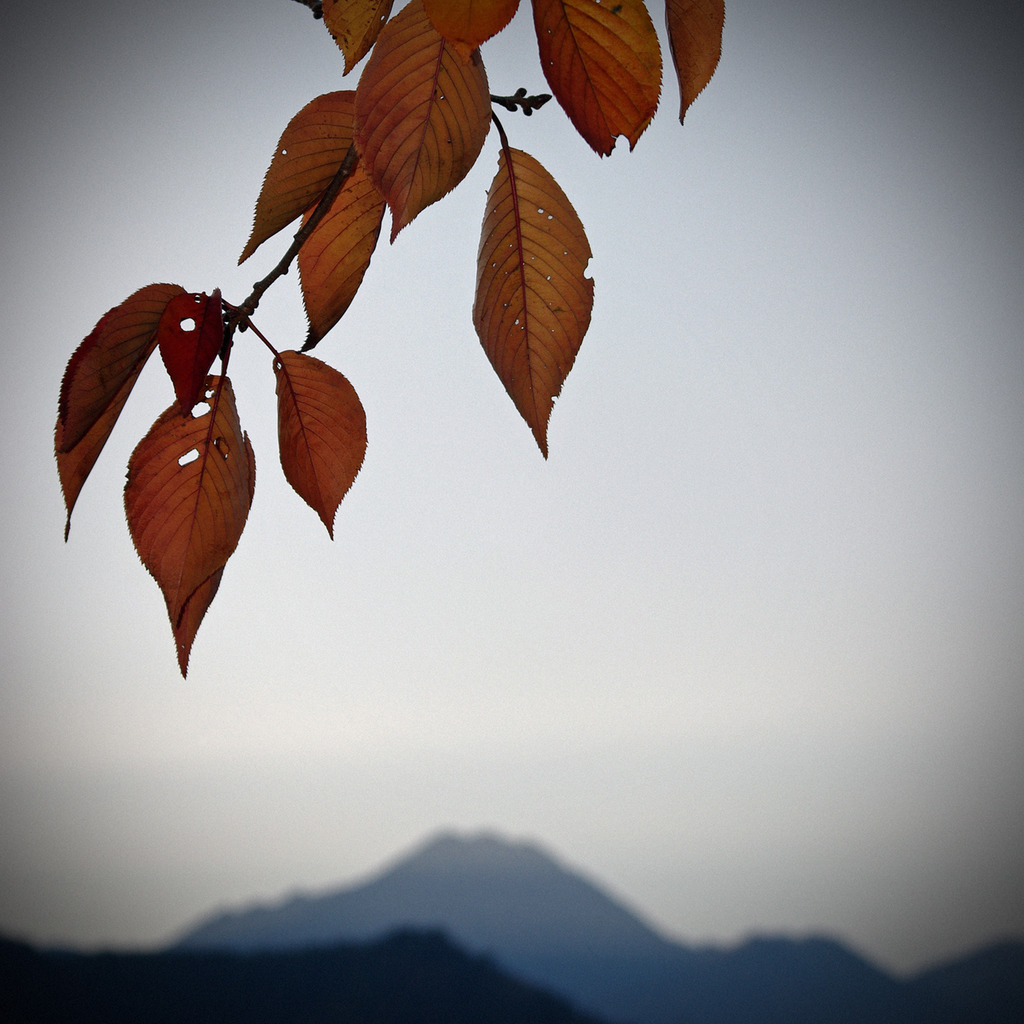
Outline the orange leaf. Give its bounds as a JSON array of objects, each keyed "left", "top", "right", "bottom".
[
  {"left": 171, "top": 433, "right": 255, "bottom": 677},
  {"left": 423, "top": 0, "right": 520, "bottom": 51},
  {"left": 665, "top": 0, "right": 724, "bottom": 122},
  {"left": 124, "top": 375, "right": 255, "bottom": 646},
  {"left": 56, "top": 282, "right": 185, "bottom": 538},
  {"left": 298, "top": 160, "right": 386, "bottom": 348},
  {"left": 355, "top": 0, "right": 492, "bottom": 240},
  {"left": 473, "top": 144, "right": 593, "bottom": 456},
  {"left": 157, "top": 289, "right": 224, "bottom": 415},
  {"left": 531, "top": 0, "right": 661, "bottom": 155},
  {"left": 240, "top": 92, "right": 359, "bottom": 264},
  {"left": 274, "top": 351, "right": 367, "bottom": 538},
  {"left": 323, "top": 0, "right": 395, "bottom": 74}
]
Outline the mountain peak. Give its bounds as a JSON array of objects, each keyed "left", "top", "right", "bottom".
[
  {"left": 176, "top": 828, "right": 670, "bottom": 963},
  {"left": 383, "top": 829, "right": 575, "bottom": 883}
]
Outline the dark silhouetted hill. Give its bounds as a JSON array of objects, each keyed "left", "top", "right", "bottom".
[
  {"left": 0, "top": 929, "right": 605, "bottom": 1024},
  {"left": 171, "top": 830, "right": 1024, "bottom": 1024}
]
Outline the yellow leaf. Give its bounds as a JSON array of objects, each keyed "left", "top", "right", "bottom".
[
  {"left": 474, "top": 145, "right": 593, "bottom": 456},
  {"left": 532, "top": 0, "right": 662, "bottom": 156},
  {"left": 240, "top": 92, "right": 358, "bottom": 264},
  {"left": 323, "top": 0, "right": 395, "bottom": 74},
  {"left": 298, "top": 161, "right": 386, "bottom": 347},
  {"left": 355, "top": 0, "right": 492, "bottom": 240},
  {"left": 665, "top": 0, "right": 724, "bottom": 122}
]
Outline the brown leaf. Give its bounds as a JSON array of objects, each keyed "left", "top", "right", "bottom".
[
  {"left": 298, "top": 161, "right": 386, "bottom": 348},
  {"left": 323, "top": 0, "right": 395, "bottom": 74},
  {"left": 474, "top": 145, "right": 593, "bottom": 456},
  {"left": 274, "top": 350, "right": 367, "bottom": 538},
  {"left": 532, "top": 0, "right": 662, "bottom": 156},
  {"left": 171, "top": 427, "right": 256, "bottom": 677},
  {"left": 157, "top": 289, "right": 224, "bottom": 415},
  {"left": 423, "top": 0, "right": 520, "bottom": 51},
  {"left": 355, "top": 0, "right": 492, "bottom": 240},
  {"left": 665, "top": 0, "right": 724, "bottom": 122},
  {"left": 172, "top": 568, "right": 223, "bottom": 677},
  {"left": 56, "top": 282, "right": 185, "bottom": 538},
  {"left": 124, "top": 376, "right": 255, "bottom": 645},
  {"left": 240, "top": 92, "right": 359, "bottom": 264}
]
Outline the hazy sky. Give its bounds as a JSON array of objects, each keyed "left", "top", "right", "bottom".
[{"left": 2, "top": 0, "right": 1023, "bottom": 976}]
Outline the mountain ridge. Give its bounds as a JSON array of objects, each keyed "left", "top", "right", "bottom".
[
  {"left": 174, "top": 829, "right": 1024, "bottom": 1024},
  {"left": 1, "top": 929, "right": 605, "bottom": 1024}
]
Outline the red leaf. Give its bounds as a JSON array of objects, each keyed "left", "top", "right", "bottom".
[
  {"left": 665, "top": 0, "right": 725, "bottom": 123},
  {"left": 157, "top": 290, "right": 224, "bottom": 416},
  {"left": 474, "top": 144, "right": 593, "bottom": 456},
  {"left": 124, "top": 375, "right": 255, "bottom": 670},
  {"left": 355, "top": 0, "right": 492, "bottom": 240},
  {"left": 532, "top": 0, "right": 662, "bottom": 155},
  {"left": 56, "top": 282, "right": 185, "bottom": 539},
  {"left": 274, "top": 351, "right": 367, "bottom": 537}
]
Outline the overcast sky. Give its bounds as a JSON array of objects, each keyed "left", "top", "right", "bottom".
[{"left": 1, "top": 0, "right": 1022, "bottom": 977}]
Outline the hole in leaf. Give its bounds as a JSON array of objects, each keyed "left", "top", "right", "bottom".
[
  {"left": 179, "top": 317, "right": 197, "bottom": 332},
  {"left": 191, "top": 401, "right": 211, "bottom": 418},
  {"left": 178, "top": 448, "right": 200, "bottom": 467},
  {"left": 213, "top": 437, "right": 230, "bottom": 459}
]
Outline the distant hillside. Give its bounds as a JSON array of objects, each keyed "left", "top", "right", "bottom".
[
  {"left": 174, "top": 830, "right": 1024, "bottom": 1024},
  {"left": 0, "top": 929, "right": 605, "bottom": 1024}
]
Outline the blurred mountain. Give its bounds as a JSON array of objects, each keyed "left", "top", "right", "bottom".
[
  {"left": 173, "top": 830, "right": 1024, "bottom": 1024},
  {"left": 0, "top": 929, "right": 604, "bottom": 1024}
]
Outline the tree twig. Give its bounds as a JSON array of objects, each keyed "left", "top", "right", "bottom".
[{"left": 490, "top": 88, "right": 552, "bottom": 117}]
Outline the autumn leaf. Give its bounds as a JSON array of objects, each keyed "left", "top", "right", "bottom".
[
  {"left": 531, "top": 0, "right": 661, "bottom": 156},
  {"left": 172, "top": 568, "right": 223, "bottom": 677},
  {"left": 56, "top": 282, "right": 185, "bottom": 539},
  {"left": 665, "top": 0, "right": 724, "bottom": 122},
  {"left": 298, "top": 160, "right": 386, "bottom": 348},
  {"left": 355, "top": 0, "right": 492, "bottom": 240},
  {"left": 474, "top": 143, "right": 593, "bottom": 456},
  {"left": 423, "top": 0, "right": 520, "bottom": 51},
  {"left": 240, "top": 91, "right": 360, "bottom": 264},
  {"left": 124, "top": 376, "right": 255, "bottom": 658},
  {"left": 157, "top": 290, "right": 224, "bottom": 415},
  {"left": 323, "top": 0, "right": 395, "bottom": 74},
  {"left": 274, "top": 351, "right": 367, "bottom": 537}
]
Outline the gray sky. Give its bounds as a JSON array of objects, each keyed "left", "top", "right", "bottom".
[{"left": 2, "top": 0, "right": 1023, "bottom": 976}]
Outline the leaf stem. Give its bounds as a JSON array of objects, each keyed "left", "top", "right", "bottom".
[{"left": 241, "top": 317, "right": 281, "bottom": 360}]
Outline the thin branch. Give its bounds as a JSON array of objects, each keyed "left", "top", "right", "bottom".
[
  {"left": 226, "top": 143, "right": 359, "bottom": 337},
  {"left": 288, "top": 0, "right": 323, "bottom": 19},
  {"left": 490, "top": 88, "right": 552, "bottom": 117}
]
